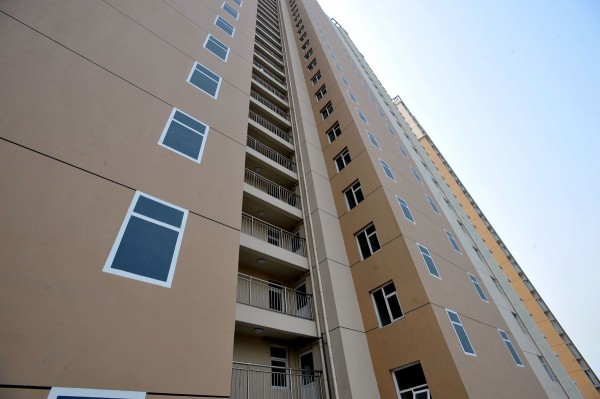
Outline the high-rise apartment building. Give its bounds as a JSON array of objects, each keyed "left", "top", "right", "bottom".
[
  {"left": 393, "top": 96, "right": 600, "bottom": 398},
  {"left": 0, "top": 0, "right": 591, "bottom": 398}
]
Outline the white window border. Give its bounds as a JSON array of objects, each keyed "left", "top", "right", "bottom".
[
  {"left": 397, "top": 143, "right": 409, "bottom": 159},
  {"left": 187, "top": 61, "right": 222, "bottom": 99},
  {"left": 468, "top": 273, "right": 489, "bottom": 303},
  {"left": 232, "top": 0, "right": 243, "bottom": 7},
  {"left": 334, "top": 148, "right": 351, "bottom": 172},
  {"left": 158, "top": 108, "right": 209, "bottom": 163},
  {"left": 355, "top": 223, "right": 380, "bottom": 260},
  {"left": 48, "top": 387, "right": 145, "bottom": 399},
  {"left": 426, "top": 194, "right": 440, "bottom": 214},
  {"left": 379, "top": 159, "right": 396, "bottom": 182},
  {"left": 343, "top": 180, "right": 363, "bottom": 210},
  {"left": 204, "top": 34, "right": 230, "bottom": 61},
  {"left": 410, "top": 166, "right": 423, "bottom": 183},
  {"left": 444, "top": 229, "right": 462, "bottom": 254},
  {"left": 367, "top": 131, "right": 380, "bottom": 149},
  {"left": 499, "top": 329, "right": 525, "bottom": 366},
  {"left": 446, "top": 309, "right": 477, "bottom": 356},
  {"left": 392, "top": 363, "right": 430, "bottom": 399},
  {"left": 396, "top": 196, "right": 416, "bottom": 224},
  {"left": 416, "top": 243, "right": 441, "bottom": 279},
  {"left": 214, "top": 15, "right": 235, "bottom": 37},
  {"left": 371, "top": 281, "right": 404, "bottom": 327},
  {"left": 348, "top": 89, "right": 358, "bottom": 104},
  {"left": 103, "top": 191, "right": 188, "bottom": 288},
  {"left": 222, "top": 1, "right": 239, "bottom": 19},
  {"left": 356, "top": 107, "right": 368, "bottom": 125}
]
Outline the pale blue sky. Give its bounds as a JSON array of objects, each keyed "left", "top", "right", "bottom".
[{"left": 317, "top": 0, "right": 600, "bottom": 375}]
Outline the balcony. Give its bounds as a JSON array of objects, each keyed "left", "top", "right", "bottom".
[
  {"left": 253, "top": 60, "right": 287, "bottom": 89},
  {"left": 257, "top": 14, "right": 281, "bottom": 38},
  {"left": 249, "top": 110, "right": 293, "bottom": 146},
  {"left": 255, "top": 41, "right": 284, "bottom": 70},
  {"left": 254, "top": 51, "right": 285, "bottom": 77},
  {"left": 241, "top": 213, "right": 306, "bottom": 256},
  {"left": 245, "top": 168, "right": 300, "bottom": 210},
  {"left": 252, "top": 74, "right": 288, "bottom": 106},
  {"left": 251, "top": 91, "right": 290, "bottom": 122},
  {"left": 231, "top": 362, "right": 325, "bottom": 399},
  {"left": 237, "top": 274, "right": 314, "bottom": 320},
  {"left": 256, "top": 27, "right": 283, "bottom": 55}
]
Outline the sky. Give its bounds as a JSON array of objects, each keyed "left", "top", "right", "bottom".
[{"left": 317, "top": 0, "right": 600, "bottom": 376}]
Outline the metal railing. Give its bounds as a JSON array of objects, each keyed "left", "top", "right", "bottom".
[
  {"left": 237, "top": 274, "right": 314, "bottom": 319},
  {"left": 241, "top": 213, "right": 306, "bottom": 256},
  {"left": 255, "top": 41, "right": 284, "bottom": 68},
  {"left": 248, "top": 110, "right": 293, "bottom": 144},
  {"left": 257, "top": 14, "right": 281, "bottom": 38},
  {"left": 253, "top": 60, "right": 287, "bottom": 87},
  {"left": 256, "top": 26, "right": 283, "bottom": 53},
  {"left": 247, "top": 136, "right": 296, "bottom": 172},
  {"left": 245, "top": 169, "right": 300, "bottom": 209},
  {"left": 256, "top": 18, "right": 282, "bottom": 43},
  {"left": 252, "top": 73, "right": 288, "bottom": 102},
  {"left": 251, "top": 91, "right": 290, "bottom": 121},
  {"left": 257, "top": 8, "right": 279, "bottom": 29},
  {"left": 232, "top": 362, "right": 325, "bottom": 399},
  {"left": 254, "top": 51, "right": 285, "bottom": 74}
]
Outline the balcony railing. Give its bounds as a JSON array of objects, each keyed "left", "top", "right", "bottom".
[
  {"left": 254, "top": 60, "right": 287, "bottom": 87},
  {"left": 256, "top": 27, "right": 283, "bottom": 54},
  {"left": 241, "top": 213, "right": 306, "bottom": 256},
  {"left": 254, "top": 51, "right": 285, "bottom": 75},
  {"left": 255, "top": 41, "right": 284, "bottom": 68},
  {"left": 232, "top": 362, "right": 325, "bottom": 399},
  {"left": 257, "top": 14, "right": 281, "bottom": 39},
  {"left": 245, "top": 169, "right": 301, "bottom": 209},
  {"left": 237, "top": 274, "right": 314, "bottom": 319},
  {"left": 252, "top": 73, "right": 288, "bottom": 103},
  {"left": 249, "top": 110, "right": 293, "bottom": 144},
  {"left": 247, "top": 136, "right": 296, "bottom": 172},
  {"left": 251, "top": 91, "right": 290, "bottom": 121}
]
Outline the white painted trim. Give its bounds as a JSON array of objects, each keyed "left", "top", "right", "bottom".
[
  {"left": 222, "top": 1, "right": 239, "bottom": 19},
  {"left": 468, "top": 272, "right": 489, "bottom": 303},
  {"left": 371, "top": 281, "right": 404, "bottom": 327},
  {"left": 367, "top": 131, "right": 380, "bottom": 149},
  {"left": 158, "top": 107, "right": 210, "bottom": 163},
  {"left": 425, "top": 194, "right": 440, "bottom": 214},
  {"left": 416, "top": 243, "right": 442, "bottom": 279},
  {"left": 444, "top": 229, "right": 462, "bottom": 254},
  {"left": 379, "top": 158, "right": 396, "bottom": 182},
  {"left": 103, "top": 191, "right": 189, "bottom": 288},
  {"left": 446, "top": 309, "right": 477, "bottom": 357},
  {"left": 186, "top": 61, "right": 222, "bottom": 99},
  {"left": 395, "top": 195, "right": 416, "bottom": 224},
  {"left": 48, "top": 387, "right": 145, "bottom": 399},
  {"left": 214, "top": 15, "right": 235, "bottom": 37},
  {"left": 203, "top": 34, "right": 230, "bottom": 62}
]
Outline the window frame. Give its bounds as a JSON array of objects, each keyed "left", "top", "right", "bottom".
[
  {"left": 103, "top": 191, "right": 189, "bottom": 288},
  {"left": 396, "top": 196, "right": 416, "bottom": 224},
  {"left": 397, "top": 143, "right": 409, "bottom": 158},
  {"left": 222, "top": 2, "right": 239, "bottom": 19},
  {"left": 417, "top": 243, "right": 441, "bottom": 279},
  {"left": 315, "top": 84, "right": 327, "bottom": 101},
  {"left": 392, "top": 363, "right": 430, "bottom": 399},
  {"left": 270, "top": 346, "right": 289, "bottom": 388},
  {"left": 344, "top": 180, "right": 364, "bottom": 210},
  {"left": 410, "top": 166, "right": 423, "bottom": 183},
  {"left": 334, "top": 148, "right": 351, "bottom": 172},
  {"left": 320, "top": 101, "right": 333, "bottom": 120},
  {"left": 304, "top": 48, "right": 313, "bottom": 60},
  {"left": 48, "top": 388, "right": 145, "bottom": 399},
  {"left": 445, "top": 229, "right": 462, "bottom": 254},
  {"left": 447, "top": 309, "right": 477, "bottom": 356},
  {"left": 367, "top": 131, "right": 380, "bottom": 149},
  {"left": 371, "top": 281, "right": 404, "bottom": 327},
  {"left": 214, "top": 15, "right": 235, "bottom": 37},
  {"left": 204, "top": 34, "right": 230, "bottom": 61},
  {"left": 356, "top": 108, "right": 368, "bottom": 124},
  {"left": 355, "top": 223, "right": 381, "bottom": 260},
  {"left": 499, "top": 329, "right": 524, "bottom": 366},
  {"left": 426, "top": 194, "right": 440, "bottom": 214},
  {"left": 326, "top": 121, "right": 341, "bottom": 143},
  {"left": 379, "top": 159, "right": 396, "bottom": 181},
  {"left": 307, "top": 58, "right": 317, "bottom": 71},
  {"left": 158, "top": 108, "right": 209, "bottom": 163},
  {"left": 468, "top": 273, "right": 489, "bottom": 303},
  {"left": 187, "top": 61, "right": 222, "bottom": 98},
  {"left": 311, "top": 70, "right": 321, "bottom": 85}
]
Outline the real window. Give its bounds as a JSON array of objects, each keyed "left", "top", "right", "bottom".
[
  {"left": 315, "top": 84, "right": 327, "bottom": 101},
  {"left": 393, "top": 363, "right": 430, "bottom": 399},
  {"left": 270, "top": 346, "right": 288, "bottom": 387},
  {"left": 379, "top": 159, "right": 395, "bottom": 181},
  {"left": 187, "top": 62, "right": 222, "bottom": 98},
  {"left": 445, "top": 229, "right": 462, "bottom": 254},
  {"left": 417, "top": 244, "right": 441, "bottom": 278},
  {"left": 372, "top": 281, "right": 403, "bottom": 327},
  {"left": 215, "top": 15, "right": 235, "bottom": 37},
  {"left": 304, "top": 48, "right": 313, "bottom": 60},
  {"left": 307, "top": 58, "right": 317, "bottom": 71},
  {"left": 396, "top": 196, "right": 415, "bottom": 224},
  {"left": 103, "top": 192, "right": 188, "bottom": 287},
  {"left": 499, "top": 329, "right": 524, "bottom": 366},
  {"left": 297, "top": 25, "right": 304, "bottom": 35},
  {"left": 468, "top": 273, "right": 488, "bottom": 302},
  {"left": 367, "top": 131, "right": 380, "bottom": 149},
  {"left": 204, "top": 35, "right": 229, "bottom": 61},
  {"left": 311, "top": 70, "right": 321, "bottom": 85},
  {"left": 348, "top": 90, "right": 358, "bottom": 103},
  {"left": 334, "top": 148, "right": 351, "bottom": 171},
  {"left": 159, "top": 108, "right": 209, "bottom": 162},
  {"left": 222, "top": 2, "right": 239, "bottom": 19},
  {"left": 356, "top": 223, "right": 381, "bottom": 260},
  {"left": 344, "top": 180, "right": 364, "bottom": 210},
  {"left": 299, "top": 32, "right": 307, "bottom": 41},
  {"left": 397, "top": 143, "right": 409, "bottom": 159},
  {"left": 326, "top": 121, "right": 341, "bottom": 143},
  {"left": 447, "top": 310, "right": 476, "bottom": 356},
  {"left": 302, "top": 39, "right": 310, "bottom": 50},
  {"left": 48, "top": 387, "right": 145, "bottom": 399},
  {"left": 320, "top": 101, "right": 333, "bottom": 120},
  {"left": 410, "top": 166, "right": 423, "bottom": 183}
]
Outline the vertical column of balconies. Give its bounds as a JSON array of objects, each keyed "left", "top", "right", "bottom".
[{"left": 233, "top": 1, "right": 323, "bottom": 397}]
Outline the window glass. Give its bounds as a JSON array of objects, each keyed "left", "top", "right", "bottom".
[
  {"left": 356, "top": 224, "right": 380, "bottom": 259},
  {"left": 326, "top": 122, "right": 341, "bottom": 143},
  {"left": 344, "top": 181, "right": 364, "bottom": 210},
  {"left": 393, "top": 363, "right": 429, "bottom": 399},
  {"left": 204, "top": 35, "right": 229, "bottom": 61},
  {"left": 335, "top": 148, "right": 351, "bottom": 171},
  {"left": 104, "top": 192, "right": 188, "bottom": 287},
  {"left": 188, "top": 62, "right": 221, "bottom": 98}
]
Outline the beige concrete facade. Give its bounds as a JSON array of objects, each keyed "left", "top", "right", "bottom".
[
  {"left": 0, "top": 0, "right": 586, "bottom": 398},
  {"left": 395, "top": 96, "right": 599, "bottom": 398}
]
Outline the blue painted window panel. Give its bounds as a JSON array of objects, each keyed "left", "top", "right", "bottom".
[{"left": 133, "top": 195, "right": 184, "bottom": 228}]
